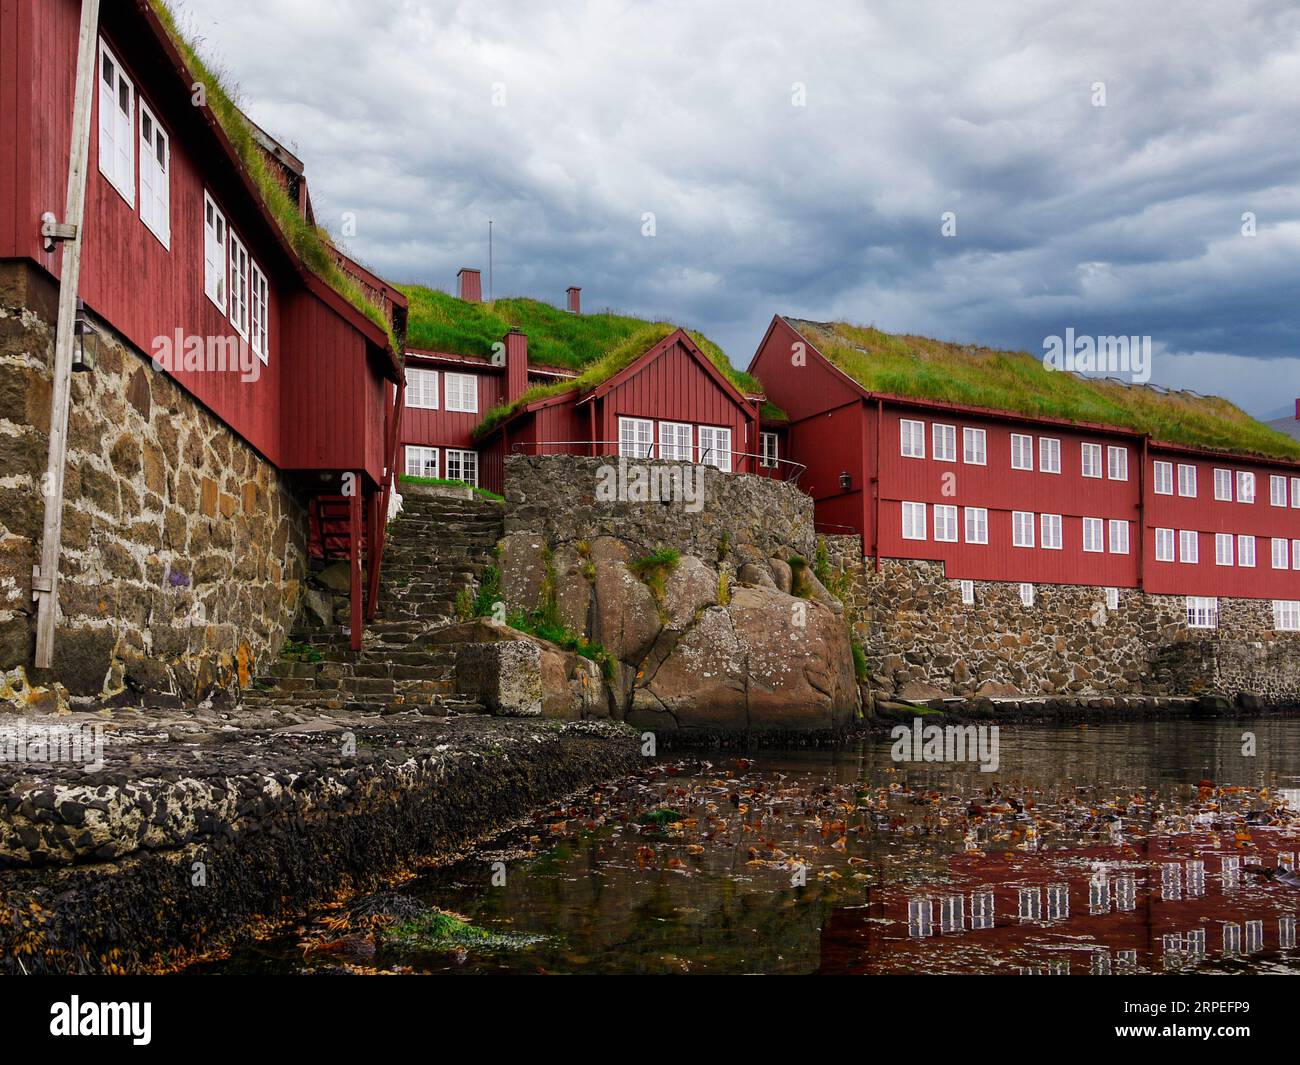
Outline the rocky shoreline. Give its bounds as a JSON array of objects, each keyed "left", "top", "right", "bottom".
[{"left": 0, "top": 705, "right": 641, "bottom": 973}]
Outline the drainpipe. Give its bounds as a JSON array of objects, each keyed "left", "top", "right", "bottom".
[
  {"left": 873, "top": 398, "right": 883, "bottom": 572},
  {"left": 33, "top": 0, "right": 102, "bottom": 669},
  {"left": 1138, "top": 435, "right": 1148, "bottom": 591}
]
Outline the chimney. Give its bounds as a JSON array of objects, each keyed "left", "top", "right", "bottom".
[
  {"left": 566, "top": 286, "right": 581, "bottom": 315},
  {"left": 457, "top": 267, "right": 482, "bottom": 303},
  {"left": 1295, "top": 398, "right": 1299, "bottom": 420},
  {"left": 504, "top": 329, "right": 528, "bottom": 403}
]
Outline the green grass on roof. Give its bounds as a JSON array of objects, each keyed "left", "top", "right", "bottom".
[
  {"left": 796, "top": 320, "right": 1300, "bottom": 462},
  {"left": 149, "top": 1, "right": 397, "bottom": 351}
]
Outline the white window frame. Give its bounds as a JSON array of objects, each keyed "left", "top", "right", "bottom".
[
  {"left": 1292, "top": 477, "right": 1300, "bottom": 509},
  {"left": 1010, "top": 433, "right": 1033, "bottom": 471},
  {"left": 1215, "top": 533, "right": 1234, "bottom": 567},
  {"left": 658, "top": 421, "right": 693, "bottom": 462},
  {"left": 1237, "top": 471, "right": 1255, "bottom": 504},
  {"left": 406, "top": 367, "right": 440, "bottom": 410},
  {"left": 1155, "top": 528, "right": 1175, "bottom": 562},
  {"left": 1108, "top": 519, "right": 1130, "bottom": 555},
  {"left": 963, "top": 507, "right": 988, "bottom": 545},
  {"left": 933, "top": 504, "right": 958, "bottom": 543},
  {"left": 959, "top": 579, "right": 975, "bottom": 605},
  {"left": 902, "top": 501, "right": 927, "bottom": 541},
  {"left": 1107, "top": 446, "right": 1128, "bottom": 481},
  {"left": 444, "top": 371, "right": 479, "bottom": 413},
  {"left": 1179, "top": 530, "right": 1199, "bottom": 564},
  {"left": 137, "top": 98, "right": 169, "bottom": 247},
  {"left": 1274, "top": 600, "right": 1300, "bottom": 632},
  {"left": 445, "top": 448, "right": 479, "bottom": 487},
  {"left": 249, "top": 260, "right": 268, "bottom": 362},
  {"left": 759, "top": 431, "right": 779, "bottom": 469},
  {"left": 618, "top": 416, "right": 654, "bottom": 458},
  {"left": 1186, "top": 596, "right": 1218, "bottom": 629},
  {"left": 1213, "top": 468, "right": 1232, "bottom": 501},
  {"left": 1293, "top": 539, "right": 1300, "bottom": 570},
  {"left": 1041, "top": 513, "right": 1063, "bottom": 550},
  {"left": 1271, "top": 475, "right": 1288, "bottom": 508},
  {"left": 697, "top": 425, "right": 732, "bottom": 471},
  {"left": 1177, "top": 464, "right": 1197, "bottom": 498},
  {"left": 97, "top": 39, "right": 135, "bottom": 206},
  {"left": 404, "top": 445, "right": 438, "bottom": 478},
  {"left": 900, "top": 419, "right": 926, "bottom": 459},
  {"left": 1082, "top": 517, "right": 1104, "bottom": 554},
  {"left": 1238, "top": 534, "right": 1256, "bottom": 568},
  {"left": 933, "top": 423, "right": 956, "bottom": 462},
  {"left": 963, "top": 427, "right": 986, "bottom": 465},
  {"left": 1012, "top": 510, "right": 1035, "bottom": 548},
  {"left": 1039, "top": 437, "right": 1061, "bottom": 474},
  {"left": 1081, "top": 442, "right": 1102, "bottom": 479},
  {"left": 1020, "top": 583, "right": 1035, "bottom": 608},
  {"left": 1272, "top": 538, "right": 1289, "bottom": 570},
  {"left": 228, "top": 231, "right": 249, "bottom": 339},
  {"left": 1153, "top": 461, "right": 1173, "bottom": 496},
  {"left": 203, "top": 190, "right": 227, "bottom": 312},
  {"left": 1105, "top": 587, "right": 1120, "bottom": 611}
]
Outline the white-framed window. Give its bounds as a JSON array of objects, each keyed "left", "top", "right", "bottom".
[
  {"left": 1272, "top": 538, "right": 1289, "bottom": 570},
  {"left": 1010, "top": 434, "right": 1033, "bottom": 471},
  {"left": 1083, "top": 517, "right": 1104, "bottom": 553},
  {"left": 902, "top": 501, "right": 927, "bottom": 540},
  {"left": 659, "top": 421, "right": 693, "bottom": 462},
  {"left": 1107, "top": 446, "right": 1128, "bottom": 481},
  {"left": 1155, "top": 528, "right": 1175, "bottom": 562},
  {"left": 618, "top": 416, "right": 653, "bottom": 458},
  {"left": 1292, "top": 477, "right": 1300, "bottom": 508},
  {"left": 203, "top": 191, "right": 227, "bottom": 311},
  {"left": 1041, "top": 513, "right": 1063, "bottom": 550},
  {"left": 1178, "top": 464, "right": 1197, "bottom": 497},
  {"left": 97, "top": 40, "right": 134, "bottom": 205},
  {"left": 900, "top": 419, "right": 926, "bottom": 459},
  {"left": 933, "top": 423, "right": 956, "bottom": 462},
  {"left": 1179, "top": 530, "right": 1199, "bottom": 564},
  {"left": 964, "top": 507, "right": 988, "bottom": 545},
  {"left": 1271, "top": 475, "right": 1288, "bottom": 507},
  {"left": 1109, "top": 519, "right": 1130, "bottom": 554},
  {"left": 406, "top": 367, "right": 439, "bottom": 409},
  {"left": 445, "top": 372, "right": 479, "bottom": 413},
  {"left": 959, "top": 579, "right": 975, "bottom": 605},
  {"left": 1238, "top": 534, "right": 1256, "bottom": 568},
  {"left": 1274, "top": 600, "right": 1300, "bottom": 632},
  {"left": 1081, "top": 442, "right": 1102, "bottom": 479},
  {"left": 404, "top": 445, "right": 438, "bottom": 478},
  {"left": 933, "top": 504, "right": 958, "bottom": 543},
  {"left": 1293, "top": 539, "right": 1300, "bottom": 570},
  {"left": 759, "top": 431, "right": 779, "bottom": 469},
  {"left": 1213, "top": 468, "right": 1232, "bottom": 501},
  {"left": 228, "top": 232, "right": 249, "bottom": 338},
  {"left": 1039, "top": 437, "right": 1061, "bottom": 474},
  {"left": 963, "top": 427, "right": 986, "bottom": 465},
  {"left": 1153, "top": 461, "right": 1173, "bottom": 495},
  {"left": 1237, "top": 471, "right": 1255, "bottom": 504},
  {"left": 1186, "top": 596, "right": 1218, "bottom": 629},
  {"left": 1019, "top": 583, "right": 1035, "bottom": 607},
  {"left": 698, "top": 425, "right": 732, "bottom": 471},
  {"left": 137, "top": 99, "right": 169, "bottom": 246},
  {"left": 1012, "top": 510, "right": 1035, "bottom": 548},
  {"left": 1215, "top": 533, "right": 1234, "bottom": 567},
  {"left": 445, "top": 449, "right": 478, "bottom": 487},
  {"left": 250, "top": 261, "right": 268, "bottom": 362},
  {"left": 1105, "top": 587, "right": 1120, "bottom": 611}
]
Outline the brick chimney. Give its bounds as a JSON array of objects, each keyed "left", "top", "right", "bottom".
[
  {"left": 1295, "top": 397, "right": 1299, "bottom": 420},
  {"left": 504, "top": 329, "right": 528, "bottom": 403},
  {"left": 566, "top": 286, "right": 581, "bottom": 315},
  {"left": 457, "top": 267, "right": 482, "bottom": 302}
]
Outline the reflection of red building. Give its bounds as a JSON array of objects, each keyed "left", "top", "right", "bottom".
[{"left": 820, "top": 837, "right": 1300, "bottom": 974}]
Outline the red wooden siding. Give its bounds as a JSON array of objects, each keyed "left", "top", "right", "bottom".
[{"left": 400, "top": 356, "right": 504, "bottom": 454}]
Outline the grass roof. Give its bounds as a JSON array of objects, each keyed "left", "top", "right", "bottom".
[
  {"left": 148, "top": 1, "right": 397, "bottom": 351},
  {"left": 400, "top": 286, "right": 766, "bottom": 435},
  {"left": 793, "top": 319, "right": 1300, "bottom": 462}
]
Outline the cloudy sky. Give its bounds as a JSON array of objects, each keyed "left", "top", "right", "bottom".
[{"left": 171, "top": 0, "right": 1300, "bottom": 418}]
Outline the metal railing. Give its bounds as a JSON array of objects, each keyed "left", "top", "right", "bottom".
[{"left": 508, "top": 439, "right": 806, "bottom": 483}]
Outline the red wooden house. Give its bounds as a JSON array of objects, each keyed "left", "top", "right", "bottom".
[
  {"left": 750, "top": 315, "right": 1300, "bottom": 621},
  {"left": 1, "top": 0, "right": 405, "bottom": 651}
]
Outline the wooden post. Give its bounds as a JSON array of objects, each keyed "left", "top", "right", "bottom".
[
  {"left": 33, "top": 0, "right": 102, "bottom": 669},
  {"left": 349, "top": 481, "right": 362, "bottom": 652}
]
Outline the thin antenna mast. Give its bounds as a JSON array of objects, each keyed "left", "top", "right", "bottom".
[{"left": 488, "top": 220, "right": 493, "bottom": 302}]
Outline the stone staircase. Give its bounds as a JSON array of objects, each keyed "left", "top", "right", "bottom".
[{"left": 242, "top": 489, "right": 504, "bottom": 715}]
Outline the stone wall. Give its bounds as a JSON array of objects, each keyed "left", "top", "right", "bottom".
[
  {"left": 817, "top": 536, "right": 1300, "bottom": 705},
  {"left": 0, "top": 263, "right": 307, "bottom": 710}
]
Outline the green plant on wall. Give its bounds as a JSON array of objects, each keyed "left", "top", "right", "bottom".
[{"left": 630, "top": 547, "right": 680, "bottom": 619}]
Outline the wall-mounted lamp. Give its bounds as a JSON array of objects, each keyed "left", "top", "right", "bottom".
[
  {"left": 72, "top": 299, "right": 98, "bottom": 373},
  {"left": 839, "top": 471, "right": 851, "bottom": 491}
]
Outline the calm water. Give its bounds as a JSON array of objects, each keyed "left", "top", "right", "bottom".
[{"left": 197, "top": 719, "right": 1300, "bottom": 975}]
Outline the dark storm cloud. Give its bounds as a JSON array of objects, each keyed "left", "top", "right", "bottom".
[{"left": 168, "top": 0, "right": 1300, "bottom": 414}]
